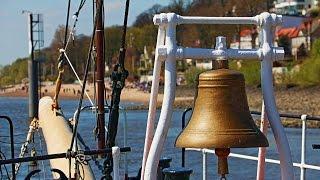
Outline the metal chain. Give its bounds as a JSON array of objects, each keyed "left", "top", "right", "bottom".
[
  {"left": 14, "top": 142, "right": 29, "bottom": 174},
  {"left": 15, "top": 119, "right": 38, "bottom": 174}
]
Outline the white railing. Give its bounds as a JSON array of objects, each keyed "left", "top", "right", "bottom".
[
  {"left": 76, "top": 105, "right": 129, "bottom": 178},
  {"left": 185, "top": 113, "right": 320, "bottom": 180},
  {"left": 143, "top": 12, "right": 296, "bottom": 179}
]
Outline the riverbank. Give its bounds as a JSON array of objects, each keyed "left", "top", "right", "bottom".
[{"left": 1, "top": 83, "right": 320, "bottom": 127}]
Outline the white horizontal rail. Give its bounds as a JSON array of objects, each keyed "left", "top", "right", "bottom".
[
  {"left": 175, "top": 47, "right": 260, "bottom": 60},
  {"left": 179, "top": 16, "right": 259, "bottom": 25},
  {"left": 186, "top": 148, "right": 320, "bottom": 171},
  {"left": 158, "top": 46, "right": 284, "bottom": 62}
]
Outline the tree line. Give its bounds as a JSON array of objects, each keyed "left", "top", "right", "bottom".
[{"left": 0, "top": 0, "right": 272, "bottom": 87}]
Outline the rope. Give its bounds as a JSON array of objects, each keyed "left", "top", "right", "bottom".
[
  {"left": 62, "top": 50, "right": 94, "bottom": 105},
  {"left": 52, "top": 59, "right": 64, "bottom": 110},
  {"left": 52, "top": 0, "right": 88, "bottom": 110}
]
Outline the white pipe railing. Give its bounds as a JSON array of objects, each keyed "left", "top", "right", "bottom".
[
  {"left": 121, "top": 108, "right": 129, "bottom": 179},
  {"left": 143, "top": 12, "right": 293, "bottom": 180},
  {"left": 257, "top": 103, "right": 269, "bottom": 180},
  {"left": 260, "top": 12, "right": 294, "bottom": 180},
  {"left": 300, "top": 114, "right": 307, "bottom": 180},
  {"left": 141, "top": 26, "right": 166, "bottom": 179},
  {"left": 144, "top": 21, "right": 177, "bottom": 180},
  {"left": 153, "top": 13, "right": 261, "bottom": 25},
  {"left": 112, "top": 146, "right": 120, "bottom": 180},
  {"left": 185, "top": 114, "right": 320, "bottom": 180},
  {"left": 202, "top": 149, "right": 208, "bottom": 180}
]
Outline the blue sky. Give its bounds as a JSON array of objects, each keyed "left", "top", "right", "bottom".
[{"left": 0, "top": 0, "right": 171, "bottom": 66}]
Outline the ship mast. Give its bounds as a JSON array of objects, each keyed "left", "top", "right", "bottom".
[{"left": 95, "top": 0, "right": 106, "bottom": 150}]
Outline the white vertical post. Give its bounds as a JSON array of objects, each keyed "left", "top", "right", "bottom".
[
  {"left": 144, "top": 13, "right": 177, "bottom": 180},
  {"left": 202, "top": 149, "right": 207, "bottom": 180},
  {"left": 260, "top": 12, "right": 294, "bottom": 180},
  {"left": 123, "top": 109, "right": 129, "bottom": 179},
  {"left": 112, "top": 146, "right": 120, "bottom": 180},
  {"left": 141, "top": 25, "right": 166, "bottom": 179},
  {"left": 300, "top": 114, "right": 307, "bottom": 180},
  {"left": 257, "top": 102, "right": 269, "bottom": 180}
]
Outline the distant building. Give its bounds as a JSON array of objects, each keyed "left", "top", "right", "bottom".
[
  {"left": 274, "top": 0, "right": 318, "bottom": 15},
  {"left": 138, "top": 46, "right": 153, "bottom": 76},
  {"left": 277, "top": 25, "right": 308, "bottom": 57},
  {"left": 195, "top": 59, "right": 212, "bottom": 69},
  {"left": 229, "top": 16, "right": 312, "bottom": 58},
  {"left": 230, "top": 28, "right": 259, "bottom": 49}
]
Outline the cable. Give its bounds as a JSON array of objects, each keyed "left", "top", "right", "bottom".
[
  {"left": 63, "top": 51, "right": 94, "bottom": 105},
  {"left": 69, "top": 0, "right": 102, "bottom": 153},
  {"left": 64, "top": 0, "right": 71, "bottom": 48},
  {"left": 0, "top": 151, "right": 10, "bottom": 180}
]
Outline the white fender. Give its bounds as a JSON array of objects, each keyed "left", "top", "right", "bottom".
[{"left": 39, "top": 96, "right": 94, "bottom": 179}]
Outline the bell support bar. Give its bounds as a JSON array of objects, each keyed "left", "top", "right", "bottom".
[
  {"left": 157, "top": 46, "right": 285, "bottom": 61},
  {"left": 142, "top": 12, "right": 294, "bottom": 180},
  {"left": 153, "top": 13, "right": 276, "bottom": 25}
]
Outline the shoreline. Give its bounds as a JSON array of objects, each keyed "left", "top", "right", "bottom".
[{"left": 1, "top": 84, "right": 320, "bottom": 128}]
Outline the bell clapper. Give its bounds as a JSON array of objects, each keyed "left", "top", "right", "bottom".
[{"left": 215, "top": 148, "right": 230, "bottom": 179}]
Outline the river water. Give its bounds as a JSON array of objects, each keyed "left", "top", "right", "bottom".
[{"left": 0, "top": 97, "right": 319, "bottom": 179}]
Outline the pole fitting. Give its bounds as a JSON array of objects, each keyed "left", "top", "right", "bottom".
[
  {"left": 153, "top": 13, "right": 180, "bottom": 26},
  {"left": 272, "top": 47, "right": 285, "bottom": 61},
  {"left": 261, "top": 43, "right": 285, "bottom": 62},
  {"left": 215, "top": 36, "right": 227, "bottom": 60},
  {"left": 257, "top": 12, "right": 282, "bottom": 27},
  {"left": 301, "top": 114, "right": 308, "bottom": 122}
]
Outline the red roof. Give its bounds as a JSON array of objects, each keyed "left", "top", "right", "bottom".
[
  {"left": 240, "top": 29, "right": 252, "bottom": 37},
  {"left": 239, "top": 22, "right": 307, "bottom": 39},
  {"left": 277, "top": 27, "right": 301, "bottom": 38},
  {"left": 276, "top": 23, "right": 306, "bottom": 38}
]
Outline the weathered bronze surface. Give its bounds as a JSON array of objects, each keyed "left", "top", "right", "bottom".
[{"left": 175, "top": 69, "right": 268, "bottom": 148}]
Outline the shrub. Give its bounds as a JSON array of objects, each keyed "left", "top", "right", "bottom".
[
  {"left": 184, "top": 66, "right": 206, "bottom": 86},
  {"left": 311, "top": 39, "right": 320, "bottom": 58},
  {"left": 288, "top": 39, "right": 320, "bottom": 86},
  {"left": 229, "top": 60, "right": 261, "bottom": 86},
  {"left": 293, "top": 58, "right": 320, "bottom": 85}
]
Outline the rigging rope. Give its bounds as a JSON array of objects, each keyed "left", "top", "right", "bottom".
[
  {"left": 52, "top": 0, "right": 89, "bottom": 110},
  {"left": 62, "top": 50, "right": 94, "bottom": 105}
]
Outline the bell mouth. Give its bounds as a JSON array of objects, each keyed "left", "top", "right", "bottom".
[{"left": 175, "top": 129, "right": 269, "bottom": 149}]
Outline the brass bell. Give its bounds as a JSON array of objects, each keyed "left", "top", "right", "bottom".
[
  {"left": 176, "top": 69, "right": 268, "bottom": 148},
  {"left": 175, "top": 68, "right": 268, "bottom": 178}
]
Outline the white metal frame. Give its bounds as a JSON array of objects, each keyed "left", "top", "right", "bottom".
[
  {"left": 142, "top": 12, "right": 295, "bottom": 180},
  {"left": 186, "top": 114, "right": 320, "bottom": 180}
]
